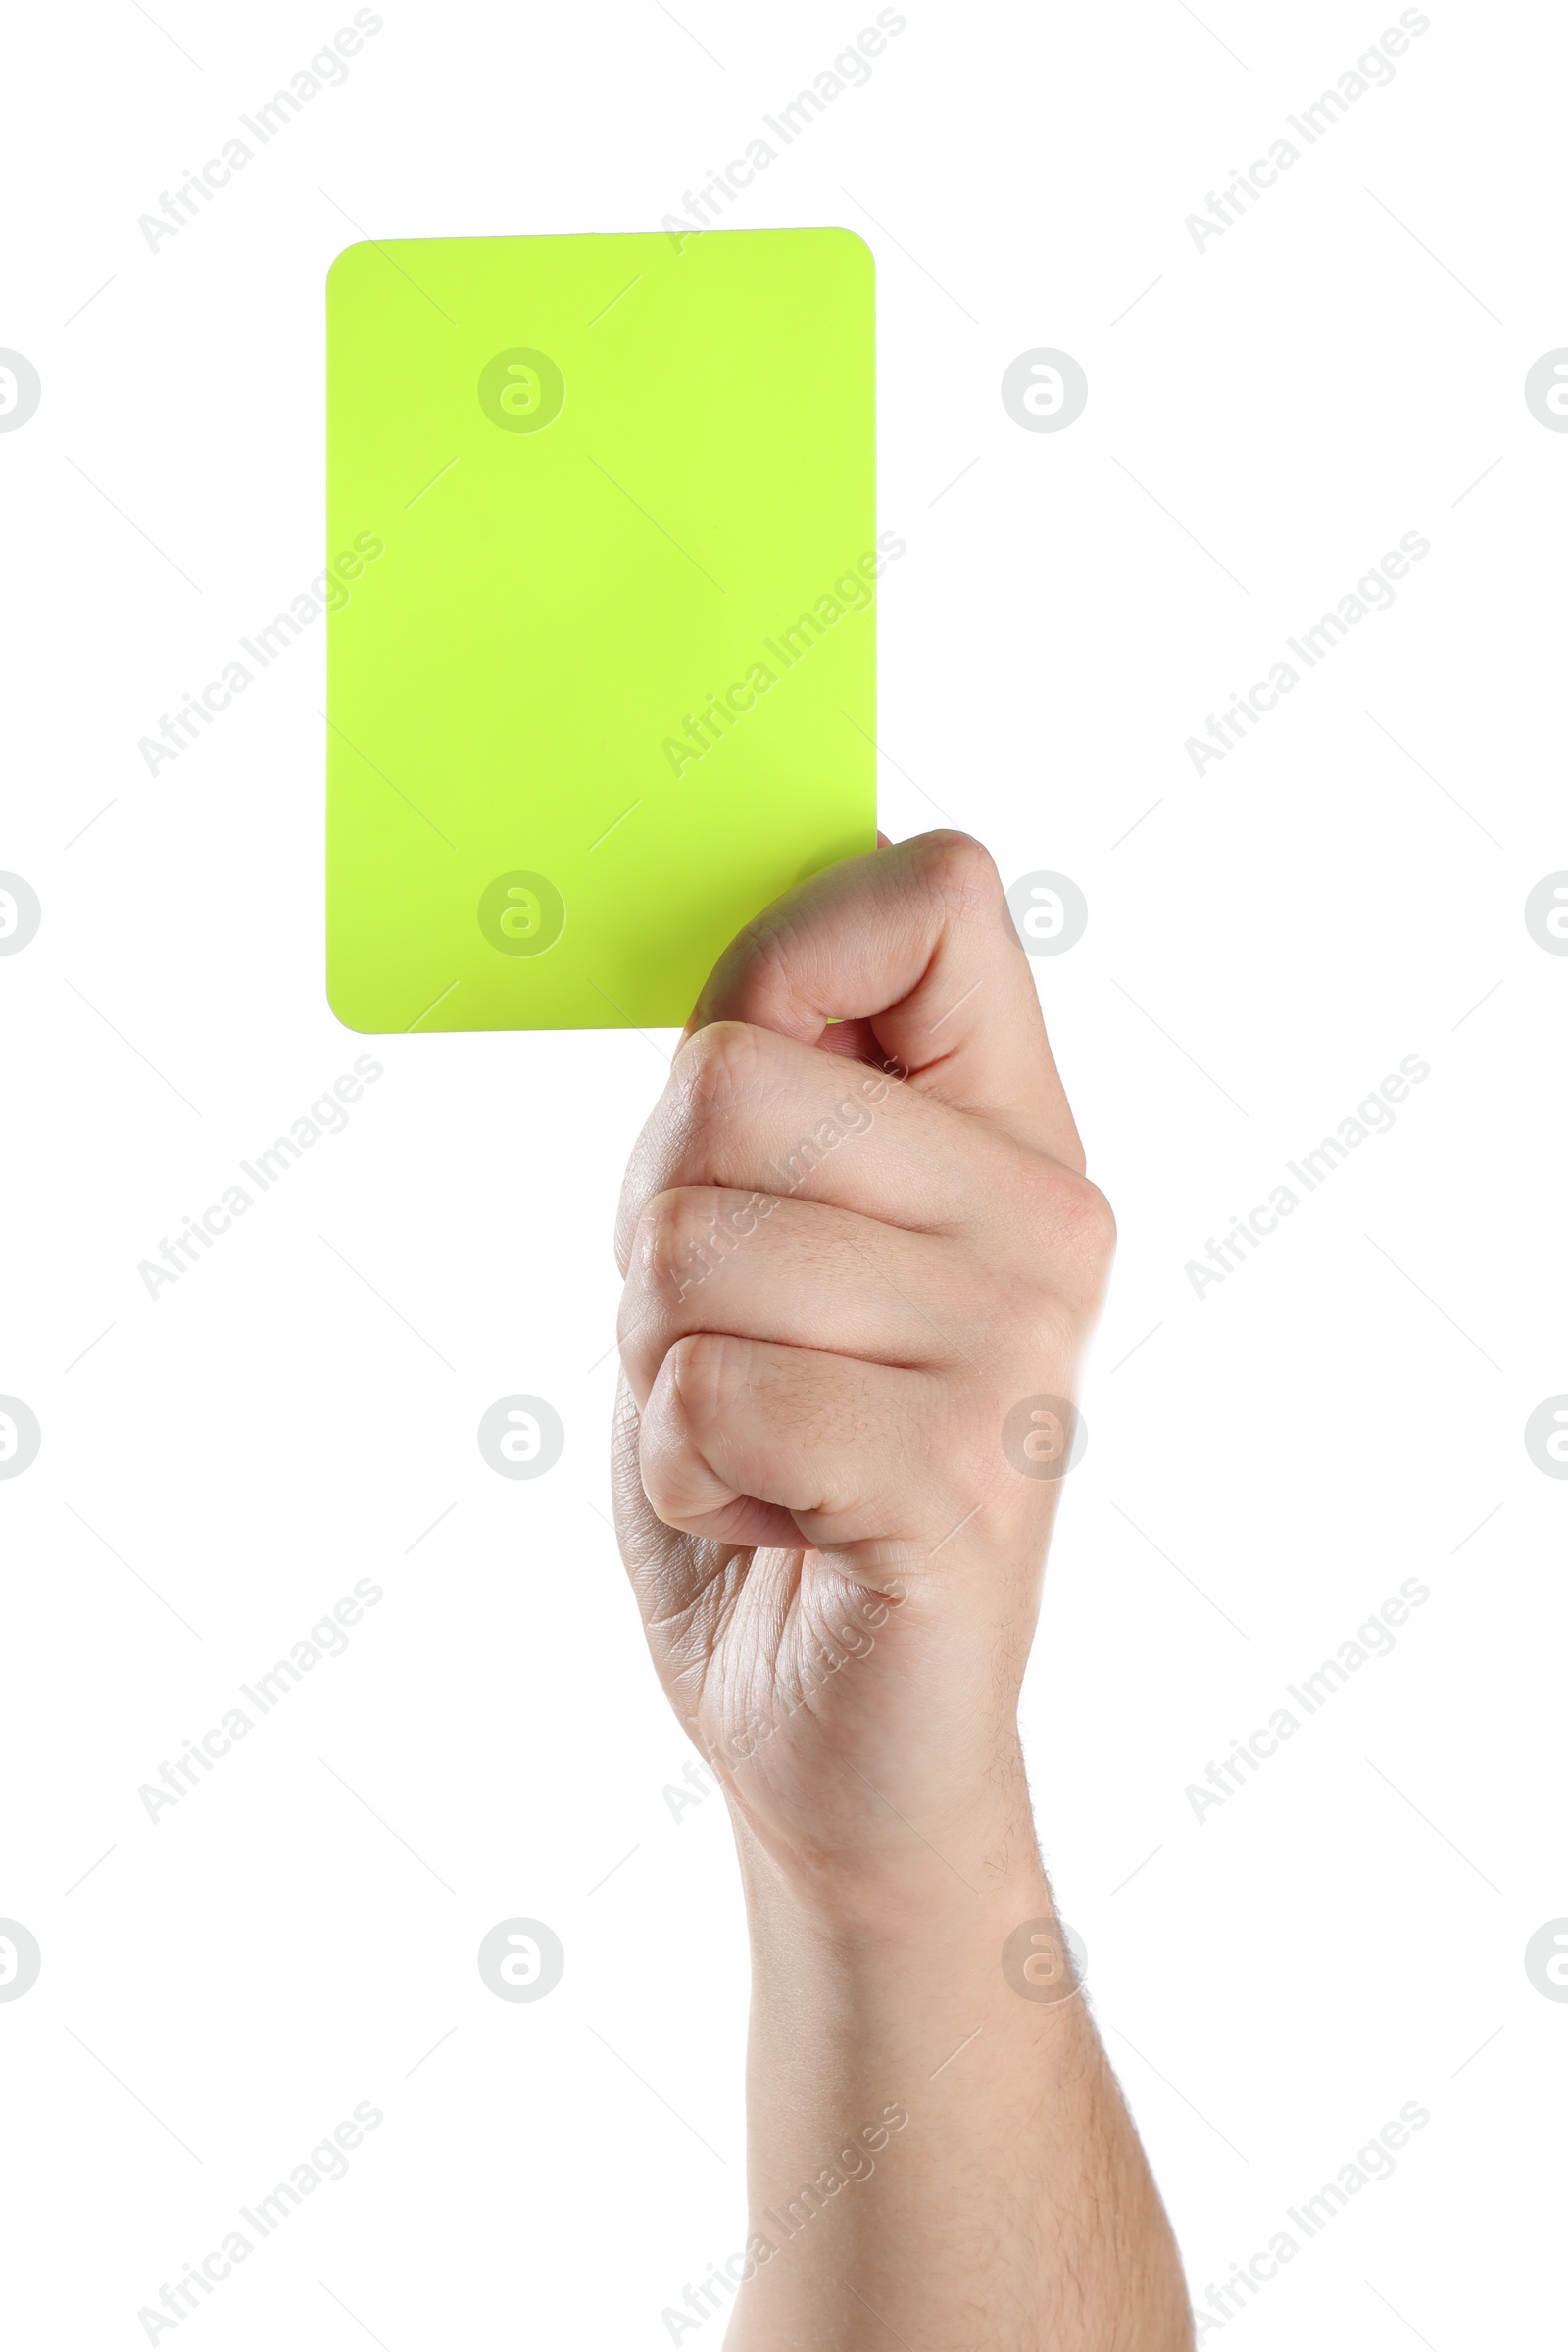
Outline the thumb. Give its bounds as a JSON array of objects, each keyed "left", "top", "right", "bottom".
[{"left": 684, "top": 830, "right": 1085, "bottom": 1168}]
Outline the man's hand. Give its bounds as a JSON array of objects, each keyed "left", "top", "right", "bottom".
[
  {"left": 612, "top": 833, "right": 1191, "bottom": 2351},
  {"left": 612, "top": 830, "right": 1112, "bottom": 1896}
]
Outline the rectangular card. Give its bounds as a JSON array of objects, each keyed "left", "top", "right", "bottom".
[{"left": 325, "top": 226, "right": 881, "bottom": 1031}]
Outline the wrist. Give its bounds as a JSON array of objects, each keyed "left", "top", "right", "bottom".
[{"left": 729, "top": 1791, "right": 1053, "bottom": 1950}]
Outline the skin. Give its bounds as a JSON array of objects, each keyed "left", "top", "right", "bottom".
[{"left": 612, "top": 832, "right": 1193, "bottom": 2350}]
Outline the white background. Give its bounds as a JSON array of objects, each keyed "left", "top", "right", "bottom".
[{"left": 2, "top": 1, "right": 1564, "bottom": 2344}]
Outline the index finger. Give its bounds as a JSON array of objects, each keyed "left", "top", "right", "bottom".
[{"left": 684, "top": 830, "right": 1085, "bottom": 1168}]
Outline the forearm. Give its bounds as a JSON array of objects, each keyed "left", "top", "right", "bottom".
[{"left": 724, "top": 1809, "right": 1193, "bottom": 2352}]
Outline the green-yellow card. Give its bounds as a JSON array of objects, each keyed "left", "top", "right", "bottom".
[{"left": 325, "top": 226, "right": 881, "bottom": 1032}]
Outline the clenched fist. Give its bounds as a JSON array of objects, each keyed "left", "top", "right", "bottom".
[{"left": 612, "top": 830, "right": 1114, "bottom": 1892}]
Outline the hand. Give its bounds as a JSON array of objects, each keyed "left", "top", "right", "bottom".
[{"left": 612, "top": 831, "right": 1115, "bottom": 1901}]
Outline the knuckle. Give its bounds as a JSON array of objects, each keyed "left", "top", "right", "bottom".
[
  {"left": 915, "top": 829, "right": 1004, "bottom": 913},
  {"left": 1006, "top": 1167, "right": 1117, "bottom": 1317},
  {"left": 1060, "top": 1174, "right": 1118, "bottom": 1276},
  {"left": 636, "top": 1186, "right": 720, "bottom": 1300},
  {"left": 666, "top": 1330, "right": 743, "bottom": 1427},
  {"left": 674, "top": 1019, "right": 764, "bottom": 1120},
  {"left": 1038, "top": 1166, "right": 1117, "bottom": 1274}
]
